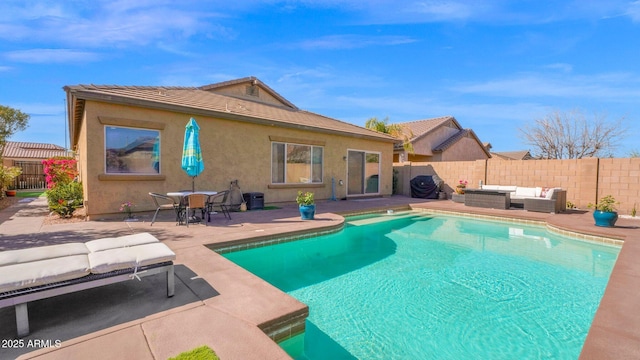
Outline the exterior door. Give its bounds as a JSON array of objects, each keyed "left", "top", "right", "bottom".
[{"left": 347, "top": 150, "right": 380, "bottom": 196}]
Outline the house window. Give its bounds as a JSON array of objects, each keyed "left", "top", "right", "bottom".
[
  {"left": 271, "top": 142, "right": 323, "bottom": 184},
  {"left": 105, "top": 126, "right": 160, "bottom": 174}
]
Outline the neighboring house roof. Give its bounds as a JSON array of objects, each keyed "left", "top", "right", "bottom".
[
  {"left": 392, "top": 116, "right": 491, "bottom": 158},
  {"left": 64, "top": 77, "right": 396, "bottom": 147},
  {"left": 432, "top": 129, "right": 486, "bottom": 154},
  {"left": 1, "top": 141, "right": 69, "bottom": 159},
  {"left": 491, "top": 150, "right": 533, "bottom": 160},
  {"left": 401, "top": 115, "right": 458, "bottom": 143}
]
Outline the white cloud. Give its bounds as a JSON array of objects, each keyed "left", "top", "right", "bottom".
[
  {"left": 627, "top": 0, "right": 640, "bottom": 21},
  {"left": 0, "top": 1, "right": 230, "bottom": 47},
  {"left": 4, "top": 49, "right": 100, "bottom": 63},
  {"left": 451, "top": 72, "right": 640, "bottom": 101},
  {"left": 294, "top": 34, "right": 417, "bottom": 50}
]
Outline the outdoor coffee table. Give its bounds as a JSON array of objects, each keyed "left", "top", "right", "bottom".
[{"left": 463, "top": 189, "right": 511, "bottom": 209}]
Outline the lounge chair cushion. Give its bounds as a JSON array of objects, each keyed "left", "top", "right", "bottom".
[
  {"left": 88, "top": 243, "right": 176, "bottom": 274},
  {"left": 85, "top": 232, "right": 159, "bottom": 252},
  {"left": 0, "top": 243, "right": 90, "bottom": 267},
  {"left": 0, "top": 255, "right": 91, "bottom": 293}
]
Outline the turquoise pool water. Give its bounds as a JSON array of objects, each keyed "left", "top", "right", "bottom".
[{"left": 223, "top": 212, "right": 619, "bottom": 359}]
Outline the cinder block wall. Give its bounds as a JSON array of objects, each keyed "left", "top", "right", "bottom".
[{"left": 395, "top": 157, "right": 640, "bottom": 215}]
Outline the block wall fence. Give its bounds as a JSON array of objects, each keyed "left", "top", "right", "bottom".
[{"left": 394, "top": 157, "right": 640, "bottom": 215}]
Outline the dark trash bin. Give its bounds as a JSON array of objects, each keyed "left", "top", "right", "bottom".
[
  {"left": 410, "top": 175, "right": 443, "bottom": 199},
  {"left": 243, "top": 192, "right": 264, "bottom": 210}
]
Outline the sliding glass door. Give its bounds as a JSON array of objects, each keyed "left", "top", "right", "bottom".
[{"left": 347, "top": 150, "right": 380, "bottom": 195}]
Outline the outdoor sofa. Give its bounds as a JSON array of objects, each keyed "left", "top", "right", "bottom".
[
  {"left": 0, "top": 233, "right": 175, "bottom": 337},
  {"left": 480, "top": 185, "right": 566, "bottom": 213}
]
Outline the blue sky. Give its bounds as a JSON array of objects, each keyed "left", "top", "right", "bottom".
[{"left": 1, "top": 1, "right": 639, "bottom": 156}]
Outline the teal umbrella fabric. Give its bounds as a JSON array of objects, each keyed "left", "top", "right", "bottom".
[{"left": 181, "top": 117, "right": 204, "bottom": 191}]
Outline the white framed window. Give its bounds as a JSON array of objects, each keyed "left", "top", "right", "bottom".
[
  {"left": 105, "top": 126, "right": 160, "bottom": 174},
  {"left": 271, "top": 142, "right": 323, "bottom": 184}
]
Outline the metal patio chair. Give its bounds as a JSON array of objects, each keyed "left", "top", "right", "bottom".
[
  {"left": 148, "top": 192, "right": 181, "bottom": 225},
  {"left": 207, "top": 190, "right": 231, "bottom": 221}
]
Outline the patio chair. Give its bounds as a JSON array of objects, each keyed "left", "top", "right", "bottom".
[
  {"left": 207, "top": 190, "right": 231, "bottom": 221},
  {"left": 149, "top": 192, "right": 181, "bottom": 225},
  {"left": 184, "top": 193, "right": 207, "bottom": 227}
]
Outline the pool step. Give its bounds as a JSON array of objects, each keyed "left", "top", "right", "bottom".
[{"left": 346, "top": 211, "right": 425, "bottom": 226}]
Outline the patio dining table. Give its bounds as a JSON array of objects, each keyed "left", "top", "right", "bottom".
[{"left": 167, "top": 191, "right": 218, "bottom": 224}]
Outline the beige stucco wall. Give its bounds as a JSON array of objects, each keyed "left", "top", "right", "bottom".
[
  {"left": 205, "top": 83, "right": 285, "bottom": 108},
  {"left": 394, "top": 157, "right": 640, "bottom": 215},
  {"left": 77, "top": 101, "right": 393, "bottom": 218}
]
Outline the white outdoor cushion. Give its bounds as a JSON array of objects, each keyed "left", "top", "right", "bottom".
[
  {"left": 535, "top": 187, "right": 543, "bottom": 197},
  {"left": 0, "top": 255, "right": 91, "bottom": 293},
  {"left": 481, "top": 185, "right": 499, "bottom": 190},
  {"left": 88, "top": 243, "right": 175, "bottom": 274},
  {"left": 515, "top": 187, "right": 537, "bottom": 197},
  {"left": 0, "top": 243, "right": 89, "bottom": 267},
  {"left": 497, "top": 185, "right": 518, "bottom": 192},
  {"left": 545, "top": 188, "right": 561, "bottom": 199},
  {"left": 88, "top": 248, "right": 137, "bottom": 274},
  {"left": 133, "top": 243, "right": 176, "bottom": 267},
  {"left": 85, "top": 233, "right": 159, "bottom": 253}
]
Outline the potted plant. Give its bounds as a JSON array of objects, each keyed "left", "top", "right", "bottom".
[
  {"left": 296, "top": 191, "right": 315, "bottom": 220},
  {"left": 588, "top": 195, "right": 618, "bottom": 227},
  {"left": 0, "top": 165, "right": 21, "bottom": 197},
  {"left": 119, "top": 201, "right": 136, "bottom": 221},
  {"left": 455, "top": 179, "right": 468, "bottom": 194}
]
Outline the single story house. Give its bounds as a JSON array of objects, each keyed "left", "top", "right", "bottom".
[
  {"left": 1, "top": 141, "right": 70, "bottom": 189},
  {"left": 491, "top": 150, "right": 533, "bottom": 160},
  {"left": 64, "top": 77, "right": 396, "bottom": 218},
  {"left": 392, "top": 116, "right": 491, "bottom": 162}
]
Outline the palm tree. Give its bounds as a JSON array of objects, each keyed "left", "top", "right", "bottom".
[{"left": 365, "top": 117, "right": 414, "bottom": 153}]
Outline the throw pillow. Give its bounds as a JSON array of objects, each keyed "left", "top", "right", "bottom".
[{"left": 540, "top": 187, "right": 549, "bottom": 198}]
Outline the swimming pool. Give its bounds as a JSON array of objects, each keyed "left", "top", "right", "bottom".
[{"left": 222, "top": 212, "right": 619, "bottom": 359}]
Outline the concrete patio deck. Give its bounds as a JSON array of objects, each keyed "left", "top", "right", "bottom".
[{"left": 0, "top": 195, "right": 638, "bottom": 359}]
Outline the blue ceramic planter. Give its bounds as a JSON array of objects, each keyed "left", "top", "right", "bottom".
[
  {"left": 299, "top": 204, "right": 315, "bottom": 220},
  {"left": 593, "top": 210, "right": 618, "bottom": 227}
]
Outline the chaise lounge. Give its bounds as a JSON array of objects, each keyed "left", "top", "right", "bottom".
[{"left": 0, "top": 233, "right": 176, "bottom": 337}]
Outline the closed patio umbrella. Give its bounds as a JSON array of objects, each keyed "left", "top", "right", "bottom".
[{"left": 181, "top": 117, "right": 204, "bottom": 192}]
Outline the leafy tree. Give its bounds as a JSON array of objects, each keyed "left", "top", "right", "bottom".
[
  {"left": 365, "top": 117, "right": 414, "bottom": 153},
  {"left": 520, "top": 109, "right": 626, "bottom": 159},
  {"left": 0, "top": 105, "right": 30, "bottom": 156}
]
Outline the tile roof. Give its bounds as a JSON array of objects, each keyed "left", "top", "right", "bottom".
[
  {"left": 1, "top": 141, "right": 69, "bottom": 159},
  {"left": 391, "top": 116, "right": 491, "bottom": 158},
  {"left": 64, "top": 78, "right": 396, "bottom": 145},
  {"left": 397, "top": 116, "right": 459, "bottom": 141},
  {"left": 491, "top": 150, "right": 532, "bottom": 160},
  {"left": 433, "top": 129, "right": 469, "bottom": 151}
]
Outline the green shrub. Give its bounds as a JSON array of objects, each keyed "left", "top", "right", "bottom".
[
  {"left": 46, "top": 182, "right": 83, "bottom": 217},
  {"left": 168, "top": 345, "right": 219, "bottom": 360}
]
